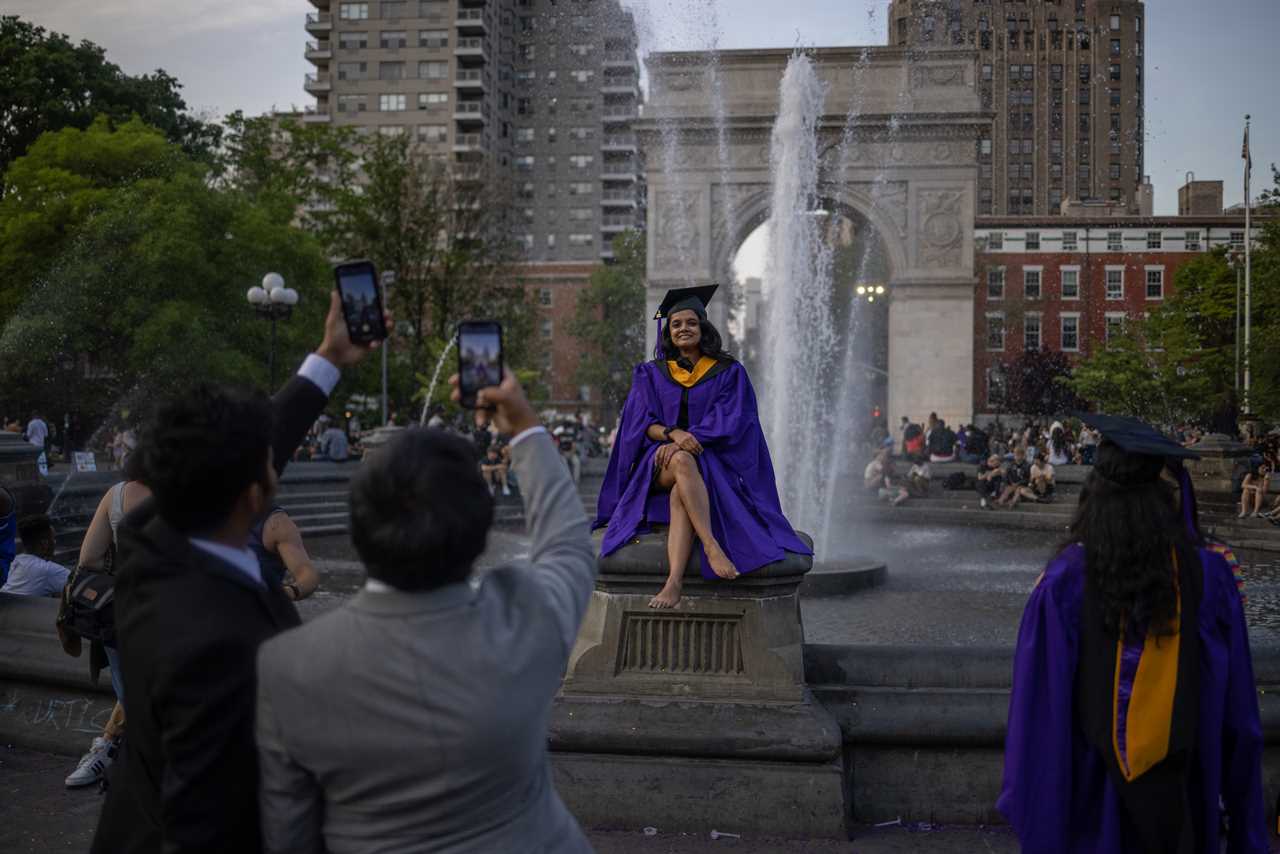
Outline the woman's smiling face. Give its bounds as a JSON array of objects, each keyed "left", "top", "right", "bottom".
[{"left": 668, "top": 310, "right": 702, "bottom": 350}]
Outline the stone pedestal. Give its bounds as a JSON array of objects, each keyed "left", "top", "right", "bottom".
[
  {"left": 552, "top": 529, "right": 849, "bottom": 838},
  {"left": 1186, "top": 433, "right": 1253, "bottom": 510}
]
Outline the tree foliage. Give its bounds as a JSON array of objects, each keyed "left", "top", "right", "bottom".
[
  {"left": 568, "top": 230, "right": 647, "bottom": 418},
  {"left": 997, "top": 349, "right": 1085, "bottom": 418},
  {"left": 0, "top": 16, "right": 221, "bottom": 179}
]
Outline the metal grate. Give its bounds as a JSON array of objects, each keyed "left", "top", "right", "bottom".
[{"left": 618, "top": 613, "right": 745, "bottom": 676}]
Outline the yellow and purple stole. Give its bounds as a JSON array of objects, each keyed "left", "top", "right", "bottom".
[{"left": 665, "top": 356, "right": 717, "bottom": 389}]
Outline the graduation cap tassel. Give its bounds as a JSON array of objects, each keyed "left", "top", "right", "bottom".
[{"left": 654, "top": 317, "right": 664, "bottom": 360}]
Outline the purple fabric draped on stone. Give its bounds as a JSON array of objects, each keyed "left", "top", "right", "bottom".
[
  {"left": 997, "top": 544, "right": 1267, "bottom": 853},
  {"left": 594, "top": 360, "right": 812, "bottom": 578}
]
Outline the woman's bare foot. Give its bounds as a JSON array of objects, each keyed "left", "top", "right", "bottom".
[
  {"left": 648, "top": 581, "right": 683, "bottom": 609},
  {"left": 706, "top": 546, "right": 739, "bottom": 580}
]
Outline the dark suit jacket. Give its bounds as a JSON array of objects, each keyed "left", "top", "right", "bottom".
[{"left": 92, "top": 374, "right": 329, "bottom": 854}]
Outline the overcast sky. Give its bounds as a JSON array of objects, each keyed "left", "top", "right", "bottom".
[{"left": 8, "top": 0, "right": 1278, "bottom": 215}]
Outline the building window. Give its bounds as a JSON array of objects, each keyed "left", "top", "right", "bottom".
[
  {"left": 337, "top": 62, "right": 368, "bottom": 81},
  {"left": 1108, "top": 231, "right": 1123, "bottom": 251},
  {"left": 1109, "top": 64, "right": 1122, "bottom": 81},
  {"left": 1061, "top": 267, "right": 1080, "bottom": 300},
  {"left": 1110, "top": 14, "right": 1121, "bottom": 30},
  {"left": 381, "top": 0, "right": 406, "bottom": 17},
  {"left": 1025, "top": 232, "right": 1040, "bottom": 251},
  {"left": 1110, "top": 163, "right": 1123, "bottom": 180},
  {"left": 515, "top": 156, "right": 534, "bottom": 172},
  {"left": 416, "top": 124, "right": 446, "bottom": 143},
  {"left": 546, "top": 234, "right": 557, "bottom": 250},
  {"left": 1062, "top": 231, "right": 1078, "bottom": 251},
  {"left": 982, "top": 64, "right": 993, "bottom": 81},
  {"left": 1145, "top": 268, "right": 1164, "bottom": 300},
  {"left": 337, "top": 94, "right": 367, "bottom": 113},
  {"left": 418, "top": 92, "right": 448, "bottom": 110},
  {"left": 338, "top": 31, "right": 369, "bottom": 49},
  {"left": 1146, "top": 231, "right": 1162, "bottom": 250},
  {"left": 988, "top": 231, "right": 1003, "bottom": 251},
  {"left": 987, "top": 268, "right": 1006, "bottom": 300},
  {"left": 1061, "top": 314, "right": 1080, "bottom": 352},
  {"left": 379, "top": 62, "right": 405, "bottom": 81},
  {"left": 380, "top": 30, "right": 408, "bottom": 49},
  {"left": 377, "top": 125, "right": 406, "bottom": 138},
  {"left": 568, "top": 181, "right": 593, "bottom": 195},
  {"left": 1185, "top": 230, "right": 1201, "bottom": 251},
  {"left": 980, "top": 139, "right": 992, "bottom": 157},
  {"left": 1230, "top": 231, "right": 1245, "bottom": 249},
  {"left": 569, "top": 154, "right": 594, "bottom": 169},
  {"left": 540, "top": 318, "right": 553, "bottom": 339},
  {"left": 379, "top": 94, "right": 407, "bottom": 112},
  {"left": 1050, "top": 189, "right": 1063, "bottom": 210},
  {"left": 568, "top": 233, "right": 594, "bottom": 246},
  {"left": 1111, "top": 38, "right": 1122, "bottom": 56},
  {"left": 515, "top": 127, "right": 534, "bottom": 143},
  {"left": 986, "top": 313, "right": 1006, "bottom": 352},
  {"left": 1106, "top": 268, "right": 1125, "bottom": 300},
  {"left": 568, "top": 207, "right": 593, "bottom": 222},
  {"left": 1105, "top": 313, "right": 1126, "bottom": 346},
  {"left": 1024, "top": 268, "right": 1042, "bottom": 300},
  {"left": 339, "top": 3, "right": 369, "bottom": 20},
  {"left": 419, "top": 29, "right": 448, "bottom": 48},
  {"left": 570, "top": 69, "right": 594, "bottom": 84},
  {"left": 987, "top": 367, "right": 1007, "bottom": 408},
  {"left": 419, "top": 61, "right": 447, "bottom": 79},
  {"left": 1024, "top": 313, "right": 1042, "bottom": 352},
  {"left": 538, "top": 288, "right": 553, "bottom": 307}
]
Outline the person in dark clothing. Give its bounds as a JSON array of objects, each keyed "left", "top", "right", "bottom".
[
  {"left": 91, "top": 293, "right": 382, "bottom": 854},
  {"left": 975, "top": 454, "right": 1005, "bottom": 509}
]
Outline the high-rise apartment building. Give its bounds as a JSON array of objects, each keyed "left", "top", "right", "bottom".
[
  {"left": 888, "top": 0, "right": 1146, "bottom": 216},
  {"left": 302, "top": 0, "right": 643, "bottom": 264}
]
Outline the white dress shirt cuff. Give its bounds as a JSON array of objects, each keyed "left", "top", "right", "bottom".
[
  {"left": 509, "top": 425, "right": 548, "bottom": 448},
  {"left": 297, "top": 354, "right": 340, "bottom": 396}
]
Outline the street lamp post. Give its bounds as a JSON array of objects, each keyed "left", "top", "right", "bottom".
[
  {"left": 1228, "top": 247, "right": 1243, "bottom": 395},
  {"left": 246, "top": 273, "right": 299, "bottom": 390}
]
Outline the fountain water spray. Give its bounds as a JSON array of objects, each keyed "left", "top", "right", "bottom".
[{"left": 419, "top": 337, "right": 458, "bottom": 426}]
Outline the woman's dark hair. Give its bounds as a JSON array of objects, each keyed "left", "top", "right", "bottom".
[
  {"left": 660, "top": 313, "right": 734, "bottom": 367},
  {"left": 137, "top": 385, "right": 274, "bottom": 535},
  {"left": 350, "top": 428, "right": 494, "bottom": 591},
  {"left": 1062, "top": 440, "right": 1188, "bottom": 637}
]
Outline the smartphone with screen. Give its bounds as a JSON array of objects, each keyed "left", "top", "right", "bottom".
[
  {"left": 457, "top": 320, "right": 504, "bottom": 409},
  {"left": 333, "top": 260, "right": 388, "bottom": 345}
]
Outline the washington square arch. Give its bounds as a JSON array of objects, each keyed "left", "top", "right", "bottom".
[{"left": 635, "top": 46, "right": 989, "bottom": 431}]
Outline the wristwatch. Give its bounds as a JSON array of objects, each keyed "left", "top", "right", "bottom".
[
  {"left": 283, "top": 582, "right": 301, "bottom": 601},
  {"left": 663, "top": 426, "right": 675, "bottom": 441}
]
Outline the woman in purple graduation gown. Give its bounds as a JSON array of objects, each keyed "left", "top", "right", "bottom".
[
  {"left": 593, "top": 285, "right": 811, "bottom": 609},
  {"left": 998, "top": 414, "right": 1266, "bottom": 853}
]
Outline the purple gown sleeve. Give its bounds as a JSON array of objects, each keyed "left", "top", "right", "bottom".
[
  {"left": 593, "top": 365, "right": 663, "bottom": 529},
  {"left": 997, "top": 557, "right": 1078, "bottom": 854},
  {"left": 687, "top": 363, "right": 755, "bottom": 449},
  {"left": 1217, "top": 558, "right": 1268, "bottom": 853}
]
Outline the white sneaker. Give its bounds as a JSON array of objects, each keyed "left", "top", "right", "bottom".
[
  {"left": 66, "top": 737, "right": 117, "bottom": 788},
  {"left": 502, "top": 485, "right": 511, "bottom": 496}
]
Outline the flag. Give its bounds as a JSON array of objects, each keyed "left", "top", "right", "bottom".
[{"left": 1243, "top": 124, "right": 1252, "bottom": 180}]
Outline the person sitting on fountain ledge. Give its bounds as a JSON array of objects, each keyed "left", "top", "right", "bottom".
[{"left": 594, "top": 284, "right": 812, "bottom": 609}]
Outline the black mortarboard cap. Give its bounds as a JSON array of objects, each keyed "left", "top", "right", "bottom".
[
  {"left": 654, "top": 284, "right": 719, "bottom": 320},
  {"left": 1077, "top": 413, "right": 1201, "bottom": 462}
]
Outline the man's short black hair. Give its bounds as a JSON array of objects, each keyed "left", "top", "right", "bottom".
[
  {"left": 350, "top": 428, "right": 494, "bottom": 591},
  {"left": 136, "top": 384, "right": 274, "bottom": 535},
  {"left": 17, "top": 514, "right": 53, "bottom": 549}
]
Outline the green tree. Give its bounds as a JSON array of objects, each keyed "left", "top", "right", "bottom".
[
  {"left": 568, "top": 230, "right": 647, "bottom": 417},
  {"left": 0, "top": 16, "right": 220, "bottom": 178},
  {"left": 1066, "top": 324, "right": 1213, "bottom": 426},
  {"left": 0, "top": 121, "right": 331, "bottom": 431}
]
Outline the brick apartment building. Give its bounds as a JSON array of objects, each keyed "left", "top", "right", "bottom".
[
  {"left": 972, "top": 187, "right": 1266, "bottom": 417},
  {"left": 512, "top": 261, "right": 602, "bottom": 417}
]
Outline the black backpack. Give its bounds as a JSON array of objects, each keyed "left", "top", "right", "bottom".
[
  {"left": 944, "top": 472, "right": 972, "bottom": 491},
  {"left": 59, "top": 568, "right": 117, "bottom": 646}
]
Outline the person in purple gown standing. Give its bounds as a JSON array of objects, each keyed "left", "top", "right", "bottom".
[
  {"left": 998, "top": 414, "right": 1266, "bottom": 853},
  {"left": 594, "top": 285, "right": 811, "bottom": 609}
]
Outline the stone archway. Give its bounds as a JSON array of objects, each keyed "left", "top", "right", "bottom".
[{"left": 635, "top": 46, "right": 989, "bottom": 429}]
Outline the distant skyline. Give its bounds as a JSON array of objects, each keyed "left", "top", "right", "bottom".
[{"left": 7, "top": 0, "right": 1278, "bottom": 215}]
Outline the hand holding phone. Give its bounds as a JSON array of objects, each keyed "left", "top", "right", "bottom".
[{"left": 457, "top": 321, "right": 503, "bottom": 409}]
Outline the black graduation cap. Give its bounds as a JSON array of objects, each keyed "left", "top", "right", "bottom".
[
  {"left": 1077, "top": 413, "right": 1201, "bottom": 461},
  {"left": 654, "top": 284, "right": 719, "bottom": 321}
]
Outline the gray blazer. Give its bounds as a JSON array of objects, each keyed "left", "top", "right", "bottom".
[{"left": 256, "top": 431, "right": 596, "bottom": 854}]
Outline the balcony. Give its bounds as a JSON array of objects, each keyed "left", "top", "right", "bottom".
[
  {"left": 453, "top": 101, "right": 488, "bottom": 122},
  {"left": 453, "top": 133, "right": 486, "bottom": 152},
  {"left": 602, "top": 214, "right": 634, "bottom": 231},
  {"left": 304, "top": 73, "right": 332, "bottom": 93},
  {"left": 601, "top": 189, "right": 638, "bottom": 207},
  {"left": 602, "top": 105, "right": 637, "bottom": 123},
  {"left": 304, "top": 40, "right": 332, "bottom": 62},
  {"left": 454, "top": 69, "right": 487, "bottom": 91},
  {"left": 303, "top": 105, "right": 331, "bottom": 124},
  {"left": 304, "top": 12, "right": 332, "bottom": 34},
  {"left": 602, "top": 133, "right": 637, "bottom": 152},
  {"left": 601, "top": 76, "right": 640, "bottom": 96},
  {"left": 601, "top": 161, "right": 637, "bottom": 182},
  {"left": 455, "top": 37, "right": 488, "bottom": 61},
  {"left": 453, "top": 165, "right": 484, "bottom": 182},
  {"left": 603, "top": 50, "right": 637, "bottom": 69},
  {"left": 307, "top": 0, "right": 330, "bottom": 8},
  {"left": 455, "top": 8, "right": 489, "bottom": 32}
]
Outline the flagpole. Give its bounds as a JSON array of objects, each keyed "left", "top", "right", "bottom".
[{"left": 1243, "top": 114, "right": 1252, "bottom": 415}]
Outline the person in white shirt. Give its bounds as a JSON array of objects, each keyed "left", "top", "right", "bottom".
[
  {"left": 25, "top": 412, "right": 50, "bottom": 475},
  {"left": 1, "top": 515, "right": 68, "bottom": 597}
]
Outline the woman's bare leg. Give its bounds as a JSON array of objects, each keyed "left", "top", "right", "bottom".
[
  {"left": 650, "top": 483, "right": 694, "bottom": 608},
  {"left": 103, "top": 702, "right": 125, "bottom": 742},
  {"left": 656, "top": 451, "right": 738, "bottom": 579}
]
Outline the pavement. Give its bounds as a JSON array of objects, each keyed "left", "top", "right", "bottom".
[{"left": 0, "top": 746, "right": 1022, "bottom": 853}]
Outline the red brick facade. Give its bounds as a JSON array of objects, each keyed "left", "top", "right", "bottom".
[
  {"left": 513, "top": 261, "right": 605, "bottom": 421},
  {"left": 972, "top": 215, "right": 1259, "bottom": 416}
]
